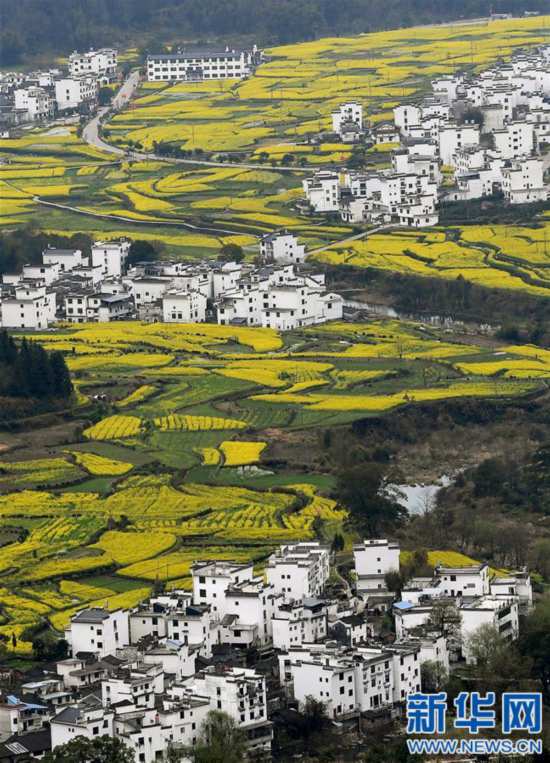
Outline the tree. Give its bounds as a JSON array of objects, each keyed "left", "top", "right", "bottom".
[
  {"left": 218, "top": 243, "right": 244, "bottom": 263},
  {"left": 421, "top": 660, "right": 448, "bottom": 692},
  {"left": 384, "top": 569, "right": 404, "bottom": 596},
  {"left": 302, "top": 696, "right": 328, "bottom": 735},
  {"left": 50, "top": 351, "right": 74, "bottom": 399},
  {"left": 98, "top": 86, "right": 113, "bottom": 106},
  {"left": 331, "top": 532, "right": 344, "bottom": 553},
  {"left": 127, "top": 239, "right": 160, "bottom": 266},
  {"left": 468, "top": 623, "right": 532, "bottom": 697},
  {"left": 466, "top": 623, "right": 501, "bottom": 666},
  {"left": 427, "top": 601, "right": 461, "bottom": 644},
  {"left": 335, "top": 462, "right": 407, "bottom": 535},
  {"left": 519, "top": 599, "right": 550, "bottom": 704},
  {"left": 33, "top": 637, "right": 68, "bottom": 662},
  {"left": 43, "top": 736, "right": 134, "bottom": 763},
  {"left": 184, "top": 710, "right": 247, "bottom": 763}
]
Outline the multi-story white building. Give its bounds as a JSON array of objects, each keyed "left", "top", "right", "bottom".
[
  {"left": 303, "top": 171, "right": 340, "bottom": 212},
  {"left": 192, "top": 561, "right": 255, "bottom": 617},
  {"left": 13, "top": 86, "right": 54, "bottom": 122},
  {"left": 42, "top": 247, "right": 87, "bottom": 272},
  {"left": 353, "top": 539, "right": 401, "bottom": 595},
  {"left": 0, "top": 284, "right": 56, "bottom": 330},
  {"left": 63, "top": 291, "right": 134, "bottom": 323},
  {"left": 55, "top": 75, "right": 98, "bottom": 111},
  {"left": 493, "top": 120, "right": 535, "bottom": 159},
  {"left": 490, "top": 570, "right": 533, "bottom": 612},
  {"left": 222, "top": 578, "right": 280, "bottom": 647},
  {"left": 68, "top": 49, "right": 118, "bottom": 84},
  {"left": 129, "top": 594, "right": 218, "bottom": 659},
  {"left": 394, "top": 104, "right": 422, "bottom": 135},
  {"left": 127, "top": 277, "right": 172, "bottom": 307},
  {"left": 102, "top": 663, "right": 164, "bottom": 710},
  {"left": 142, "top": 640, "right": 195, "bottom": 681},
  {"left": 272, "top": 598, "right": 329, "bottom": 650},
  {"left": 0, "top": 696, "right": 50, "bottom": 741},
  {"left": 50, "top": 697, "right": 114, "bottom": 750},
  {"left": 331, "top": 102, "right": 363, "bottom": 137},
  {"left": 502, "top": 156, "right": 547, "bottom": 203},
  {"left": 176, "top": 666, "right": 271, "bottom": 756},
  {"left": 147, "top": 45, "right": 262, "bottom": 82},
  {"left": 266, "top": 542, "right": 330, "bottom": 603},
  {"left": 461, "top": 597, "right": 519, "bottom": 663},
  {"left": 162, "top": 289, "right": 207, "bottom": 323},
  {"left": 91, "top": 239, "right": 130, "bottom": 277},
  {"left": 438, "top": 124, "right": 480, "bottom": 165},
  {"left": 433, "top": 563, "right": 490, "bottom": 598},
  {"left": 22, "top": 262, "right": 60, "bottom": 287},
  {"left": 65, "top": 608, "right": 129, "bottom": 658},
  {"left": 260, "top": 231, "right": 306, "bottom": 265},
  {"left": 279, "top": 641, "right": 420, "bottom": 719}
]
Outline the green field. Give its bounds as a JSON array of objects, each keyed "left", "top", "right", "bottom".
[
  {"left": 2, "top": 15, "right": 550, "bottom": 296},
  {"left": 0, "top": 318, "right": 548, "bottom": 654}
]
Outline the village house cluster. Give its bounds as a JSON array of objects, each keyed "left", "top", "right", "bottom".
[
  {"left": 303, "top": 44, "right": 550, "bottom": 227},
  {"left": 0, "top": 232, "right": 343, "bottom": 331},
  {"left": 0, "top": 48, "right": 118, "bottom": 129},
  {"left": 0, "top": 539, "right": 532, "bottom": 760},
  {"left": 146, "top": 45, "right": 263, "bottom": 83}
]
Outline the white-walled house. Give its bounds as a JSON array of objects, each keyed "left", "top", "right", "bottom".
[
  {"left": 433, "top": 563, "right": 490, "bottom": 598},
  {"left": 332, "top": 102, "right": 363, "bottom": 136},
  {"left": 22, "top": 263, "right": 60, "bottom": 287},
  {"left": 42, "top": 247, "right": 87, "bottom": 272},
  {"left": 502, "top": 156, "right": 547, "bottom": 203},
  {"left": 13, "top": 86, "right": 54, "bottom": 122},
  {"left": 353, "top": 539, "right": 400, "bottom": 595},
  {"left": 50, "top": 697, "right": 113, "bottom": 751},
  {"left": 177, "top": 666, "right": 271, "bottom": 756},
  {"left": 260, "top": 231, "right": 306, "bottom": 265},
  {"left": 142, "top": 640, "right": 195, "bottom": 681},
  {"left": 461, "top": 597, "right": 519, "bottom": 663},
  {"left": 394, "top": 104, "right": 422, "bottom": 135},
  {"left": 55, "top": 75, "right": 98, "bottom": 111},
  {"left": 439, "top": 124, "right": 480, "bottom": 165},
  {"left": 102, "top": 663, "right": 164, "bottom": 710},
  {"left": 0, "top": 697, "right": 50, "bottom": 741},
  {"left": 272, "top": 598, "right": 329, "bottom": 650},
  {"left": 278, "top": 641, "right": 418, "bottom": 719},
  {"left": 162, "top": 289, "right": 207, "bottom": 323},
  {"left": 220, "top": 578, "right": 278, "bottom": 647},
  {"left": 91, "top": 240, "right": 130, "bottom": 277},
  {"left": 0, "top": 284, "right": 56, "bottom": 330},
  {"left": 192, "top": 561, "right": 255, "bottom": 617},
  {"left": 490, "top": 570, "right": 533, "bottom": 612},
  {"left": 66, "top": 608, "right": 129, "bottom": 658},
  {"left": 69, "top": 49, "right": 118, "bottom": 83},
  {"left": 493, "top": 120, "right": 535, "bottom": 159},
  {"left": 266, "top": 542, "right": 330, "bottom": 603},
  {"left": 303, "top": 171, "right": 340, "bottom": 212}
]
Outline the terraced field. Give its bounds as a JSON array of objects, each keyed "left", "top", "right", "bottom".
[
  {"left": 315, "top": 224, "right": 550, "bottom": 297},
  {"left": 2, "top": 15, "right": 550, "bottom": 295},
  {"left": 109, "top": 16, "right": 550, "bottom": 154},
  {"left": 0, "top": 318, "right": 548, "bottom": 654}
]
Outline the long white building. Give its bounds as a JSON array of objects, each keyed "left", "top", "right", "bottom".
[{"left": 147, "top": 45, "right": 262, "bottom": 82}]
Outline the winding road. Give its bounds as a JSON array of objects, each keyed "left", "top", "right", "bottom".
[
  {"left": 82, "top": 69, "right": 311, "bottom": 173},
  {"left": 65, "top": 70, "right": 393, "bottom": 251}
]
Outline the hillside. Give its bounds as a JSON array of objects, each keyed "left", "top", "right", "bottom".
[{"left": 1, "top": 0, "right": 549, "bottom": 64}]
